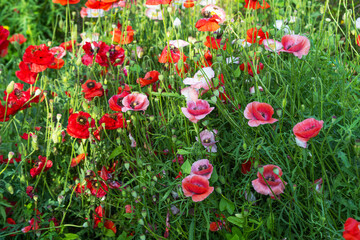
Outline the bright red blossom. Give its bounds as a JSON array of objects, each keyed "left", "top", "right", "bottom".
[
  {"left": 182, "top": 175, "right": 214, "bottom": 202},
  {"left": 9, "top": 33, "right": 27, "bottom": 44},
  {"left": 82, "top": 79, "right": 104, "bottom": 101},
  {"left": 195, "top": 15, "right": 221, "bottom": 32},
  {"left": 0, "top": 26, "right": 10, "bottom": 57},
  {"left": 244, "top": 101, "right": 278, "bottom": 127},
  {"left": 246, "top": 28, "right": 269, "bottom": 44},
  {"left": 66, "top": 111, "right": 95, "bottom": 139},
  {"left": 30, "top": 156, "right": 53, "bottom": 178},
  {"left": 343, "top": 218, "right": 360, "bottom": 240},
  {"left": 137, "top": 70, "right": 160, "bottom": 87},
  {"left": 244, "top": 0, "right": 270, "bottom": 10},
  {"left": 23, "top": 44, "right": 55, "bottom": 72}
]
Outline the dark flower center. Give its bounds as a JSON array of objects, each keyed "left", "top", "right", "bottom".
[
  {"left": 77, "top": 116, "right": 87, "bottom": 125},
  {"left": 203, "top": 138, "right": 211, "bottom": 143},
  {"left": 117, "top": 97, "right": 123, "bottom": 106},
  {"left": 14, "top": 89, "right": 22, "bottom": 99},
  {"left": 198, "top": 165, "right": 208, "bottom": 171},
  {"left": 109, "top": 114, "right": 117, "bottom": 120},
  {"left": 130, "top": 101, "right": 139, "bottom": 109},
  {"left": 265, "top": 175, "right": 275, "bottom": 182},
  {"left": 87, "top": 82, "right": 95, "bottom": 89}
]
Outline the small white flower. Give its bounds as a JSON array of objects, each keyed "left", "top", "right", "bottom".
[
  {"left": 173, "top": 17, "right": 181, "bottom": 27},
  {"left": 356, "top": 17, "right": 360, "bottom": 29}
]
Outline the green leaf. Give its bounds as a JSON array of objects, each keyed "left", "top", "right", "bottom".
[
  {"left": 104, "top": 228, "right": 116, "bottom": 237},
  {"left": 109, "top": 146, "right": 123, "bottom": 160},
  {"left": 181, "top": 160, "right": 192, "bottom": 175},
  {"left": 0, "top": 207, "right": 6, "bottom": 224},
  {"left": 117, "top": 231, "right": 133, "bottom": 240},
  {"left": 227, "top": 216, "right": 244, "bottom": 228},
  {"left": 210, "top": 167, "right": 218, "bottom": 183},
  {"left": 189, "top": 218, "right": 195, "bottom": 240},
  {"left": 63, "top": 233, "right": 80, "bottom": 240},
  {"left": 234, "top": 67, "right": 241, "bottom": 77},
  {"left": 220, "top": 198, "right": 235, "bottom": 214},
  {"left": 177, "top": 149, "right": 192, "bottom": 155},
  {"left": 337, "top": 151, "right": 350, "bottom": 168}
]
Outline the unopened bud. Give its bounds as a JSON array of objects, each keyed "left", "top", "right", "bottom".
[
  {"left": 6, "top": 81, "right": 15, "bottom": 94},
  {"left": 138, "top": 219, "right": 144, "bottom": 226},
  {"left": 56, "top": 114, "right": 62, "bottom": 122},
  {"left": 34, "top": 89, "right": 42, "bottom": 96},
  {"left": 8, "top": 151, "right": 14, "bottom": 160}
]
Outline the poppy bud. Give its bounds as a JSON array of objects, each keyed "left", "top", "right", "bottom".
[
  {"left": 130, "top": 115, "right": 136, "bottom": 123},
  {"left": 59, "top": 19, "right": 64, "bottom": 29},
  {"left": 282, "top": 99, "right": 287, "bottom": 108},
  {"left": 171, "top": 128, "right": 176, "bottom": 134},
  {"left": 83, "top": 222, "right": 89, "bottom": 228},
  {"left": 56, "top": 114, "right": 62, "bottom": 122},
  {"left": 147, "top": 165, "right": 152, "bottom": 171},
  {"left": 139, "top": 234, "right": 146, "bottom": 240},
  {"left": 243, "top": 142, "right": 247, "bottom": 150},
  {"left": 215, "top": 187, "right": 222, "bottom": 194},
  {"left": 8, "top": 151, "right": 14, "bottom": 160},
  {"left": 149, "top": 115, "right": 155, "bottom": 122},
  {"left": 172, "top": 135, "right": 177, "bottom": 142},
  {"left": 34, "top": 89, "right": 42, "bottom": 96},
  {"left": 20, "top": 174, "right": 26, "bottom": 183},
  {"left": 153, "top": 176, "right": 158, "bottom": 182},
  {"left": 158, "top": 75, "right": 164, "bottom": 81},
  {"left": 122, "top": 190, "right": 127, "bottom": 197},
  {"left": 131, "top": 191, "right": 137, "bottom": 198},
  {"left": 6, "top": 81, "right": 15, "bottom": 94},
  {"left": 138, "top": 219, "right": 144, "bottom": 226},
  {"left": 33, "top": 195, "right": 39, "bottom": 202},
  {"left": 219, "top": 176, "right": 225, "bottom": 184},
  {"left": 6, "top": 183, "right": 14, "bottom": 195},
  {"left": 141, "top": 209, "right": 147, "bottom": 218}
]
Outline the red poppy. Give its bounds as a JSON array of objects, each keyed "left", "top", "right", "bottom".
[
  {"left": 9, "top": 33, "right": 27, "bottom": 45},
  {"left": 108, "top": 91, "right": 130, "bottom": 112},
  {"left": 99, "top": 112, "right": 127, "bottom": 130},
  {"left": 280, "top": 35, "right": 311, "bottom": 59},
  {"left": 23, "top": 44, "right": 55, "bottom": 72},
  {"left": 52, "top": 0, "right": 80, "bottom": 5},
  {"left": 195, "top": 15, "right": 221, "bottom": 32},
  {"left": 22, "top": 218, "right": 40, "bottom": 233},
  {"left": 158, "top": 45, "right": 188, "bottom": 63},
  {"left": 125, "top": 204, "right": 134, "bottom": 213},
  {"left": 104, "top": 220, "right": 117, "bottom": 234},
  {"left": 240, "top": 61, "right": 264, "bottom": 77},
  {"left": 0, "top": 26, "right": 10, "bottom": 57},
  {"left": 71, "top": 153, "right": 86, "bottom": 167},
  {"left": 0, "top": 153, "right": 21, "bottom": 164},
  {"left": 357, "top": 35, "right": 360, "bottom": 47},
  {"left": 244, "top": 0, "right": 270, "bottom": 10},
  {"left": 175, "top": 171, "right": 183, "bottom": 179},
  {"left": 184, "top": 0, "right": 194, "bottom": 8},
  {"left": 252, "top": 164, "right": 286, "bottom": 197},
  {"left": 30, "top": 155, "right": 53, "bottom": 178},
  {"left": 82, "top": 79, "right": 104, "bottom": 101},
  {"left": 3, "top": 83, "right": 31, "bottom": 113},
  {"left": 182, "top": 175, "right": 214, "bottom": 202},
  {"left": 146, "top": 0, "right": 172, "bottom": 5},
  {"left": 137, "top": 70, "right": 160, "bottom": 87},
  {"left": 20, "top": 132, "right": 33, "bottom": 140},
  {"left": 204, "top": 36, "right": 227, "bottom": 50},
  {"left": 292, "top": 118, "right": 323, "bottom": 147},
  {"left": 111, "top": 25, "right": 134, "bottom": 45},
  {"left": 175, "top": 62, "right": 190, "bottom": 77},
  {"left": 93, "top": 205, "right": 104, "bottom": 228},
  {"left": 81, "top": 41, "right": 109, "bottom": 66},
  {"left": 246, "top": 28, "right": 269, "bottom": 44},
  {"left": 26, "top": 186, "right": 35, "bottom": 198},
  {"left": 87, "top": 180, "right": 108, "bottom": 198},
  {"left": 241, "top": 159, "right": 253, "bottom": 174},
  {"left": 66, "top": 111, "right": 95, "bottom": 139},
  {"left": 209, "top": 222, "right": 221, "bottom": 231},
  {"left": 85, "top": 0, "right": 115, "bottom": 10},
  {"left": 343, "top": 218, "right": 360, "bottom": 240},
  {"left": 48, "top": 58, "right": 65, "bottom": 69},
  {"left": 15, "top": 61, "right": 38, "bottom": 84},
  {"left": 60, "top": 40, "right": 76, "bottom": 51},
  {"left": 74, "top": 183, "right": 86, "bottom": 195},
  {"left": 244, "top": 101, "right": 278, "bottom": 127},
  {"left": 195, "top": 50, "right": 213, "bottom": 68}
]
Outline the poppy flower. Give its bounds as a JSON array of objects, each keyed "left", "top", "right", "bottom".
[
  {"left": 190, "top": 159, "right": 213, "bottom": 179},
  {"left": 209, "top": 222, "right": 221, "bottom": 231},
  {"left": 262, "top": 39, "right": 283, "bottom": 53},
  {"left": 16, "top": 61, "right": 38, "bottom": 84},
  {"left": 85, "top": 0, "right": 115, "bottom": 10},
  {"left": 22, "top": 44, "right": 55, "bottom": 72},
  {"left": 81, "top": 41, "right": 106, "bottom": 66},
  {"left": 201, "top": 5, "right": 226, "bottom": 24},
  {"left": 48, "top": 58, "right": 65, "bottom": 69},
  {"left": 82, "top": 79, "right": 104, "bottom": 101},
  {"left": 60, "top": 40, "right": 76, "bottom": 51},
  {"left": 343, "top": 218, "right": 360, "bottom": 240},
  {"left": 195, "top": 15, "right": 221, "bottom": 32},
  {"left": 246, "top": 28, "right": 269, "bottom": 44},
  {"left": 357, "top": 35, "right": 360, "bottom": 47},
  {"left": 137, "top": 70, "right": 160, "bottom": 87},
  {"left": 104, "top": 220, "right": 117, "bottom": 234},
  {"left": 204, "top": 36, "right": 227, "bottom": 50},
  {"left": 30, "top": 155, "right": 53, "bottom": 178},
  {"left": 52, "top": 0, "right": 80, "bottom": 5},
  {"left": 87, "top": 180, "right": 108, "bottom": 198},
  {"left": 169, "top": 39, "right": 190, "bottom": 48},
  {"left": 195, "top": 50, "right": 213, "bottom": 68},
  {"left": 182, "top": 175, "right": 214, "bottom": 202},
  {"left": 50, "top": 46, "right": 66, "bottom": 59},
  {"left": 96, "top": 44, "right": 125, "bottom": 67},
  {"left": 280, "top": 35, "right": 310, "bottom": 59},
  {"left": 175, "top": 62, "right": 190, "bottom": 77},
  {"left": 158, "top": 45, "right": 188, "bottom": 63},
  {"left": 184, "top": 0, "right": 194, "bottom": 8},
  {"left": 111, "top": 25, "right": 134, "bottom": 45},
  {"left": 99, "top": 113, "right": 127, "bottom": 130},
  {"left": 146, "top": 0, "right": 172, "bottom": 5},
  {"left": 181, "top": 87, "right": 198, "bottom": 102},
  {"left": 241, "top": 159, "right": 253, "bottom": 174},
  {"left": 26, "top": 186, "right": 35, "bottom": 198},
  {"left": 22, "top": 218, "right": 40, "bottom": 233},
  {"left": 0, "top": 26, "right": 10, "bottom": 57},
  {"left": 240, "top": 61, "right": 264, "bottom": 77},
  {"left": 1, "top": 218, "right": 16, "bottom": 235},
  {"left": 93, "top": 205, "right": 104, "bottom": 228},
  {"left": 244, "top": 0, "right": 270, "bottom": 10},
  {"left": 121, "top": 93, "right": 150, "bottom": 112},
  {"left": 9, "top": 33, "right": 26, "bottom": 45},
  {"left": 0, "top": 153, "right": 21, "bottom": 164},
  {"left": 108, "top": 91, "right": 130, "bottom": 111},
  {"left": 71, "top": 153, "right": 86, "bottom": 167},
  {"left": 3, "top": 83, "right": 31, "bottom": 113},
  {"left": 244, "top": 101, "right": 278, "bottom": 127},
  {"left": 66, "top": 111, "right": 95, "bottom": 139},
  {"left": 252, "top": 164, "right": 286, "bottom": 197},
  {"left": 183, "top": 67, "right": 215, "bottom": 93},
  {"left": 196, "top": 129, "right": 217, "bottom": 152},
  {"left": 181, "top": 99, "right": 214, "bottom": 123},
  {"left": 292, "top": 118, "right": 323, "bottom": 148},
  {"left": 145, "top": 7, "right": 163, "bottom": 20}
]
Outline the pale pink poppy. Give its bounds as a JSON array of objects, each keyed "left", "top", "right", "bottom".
[
  {"left": 262, "top": 39, "right": 283, "bottom": 53},
  {"left": 181, "top": 87, "right": 199, "bottom": 102},
  {"left": 280, "top": 35, "right": 310, "bottom": 59},
  {"left": 181, "top": 99, "right": 214, "bottom": 123},
  {"left": 244, "top": 101, "right": 278, "bottom": 127},
  {"left": 249, "top": 86, "right": 264, "bottom": 95},
  {"left": 50, "top": 46, "right": 66, "bottom": 59},
  {"left": 252, "top": 164, "right": 286, "bottom": 197},
  {"left": 190, "top": 159, "right": 213, "bottom": 179},
  {"left": 169, "top": 40, "right": 190, "bottom": 48},
  {"left": 293, "top": 118, "right": 323, "bottom": 148},
  {"left": 122, "top": 93, "right": 149, "bottom": 112},
  {"left": 145, "top": 7, "right": 163, "bottom": 20},
  {"left": 195, "top": 129, "right": 217, "bottom": 152},
  {"left": 183, "top": 67, "right": 214, "bottom": 93},
  {"left": 201, "top": 5, "right": 226, "bottom": 24}
]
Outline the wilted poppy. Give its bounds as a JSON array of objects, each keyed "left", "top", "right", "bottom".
[
  {"left": 190, "top": 159, "right": 213, "bottom": 179},
  {"left": 9, "top": 33, "right": 26, "bottom": 45},
  {"left": 121, "top": 93, "right": 150, "bottom": 112},
  {"left": 81, "top": 79, "right": 104, "bottom": 101},
  {"left": 195, "top": 15, "right": 221, "bottom": 32},
  {"left": 244, "top": 101, "right": 278, "bottom": 127},
  {"left": 252, "top": 164, "right": 286, "bottom": 197},
  {"left": 137, "top": 70, "right": 160, "bottom": 87},
  {"left": 66, "top": 111, "right": 95, "bottom": 139},
  {"left": 23, "top": 44, "right": 55, "bottom": 72},
  {"left": 182, "top": 175, "right": 214, "bottom": 202},
  {"left": 244, "top": 0, "right": 270, "bottom": 10},
  {"left": 30, "top": 156, "right": 53, "bottom": 178},
  {"left": 181, "top": 99, "right": 214, "bottom": 123},
  {"left": 52, "top": 0, "right": 80, "bottom": 5},
  {"left": 246, "top": 28, "right": 269, "bottom": 44},
  {"left": 0, "top": 26, "right": 9, "bottom": 57},
  {"left": 99, "top": 113, "right": 127, "bottom": 130},
  {"left": 16, "top": 62, "right": 38, "bottom": 84},
  {"left": 280, "top": 35, "right": 310, "bottom": 59},
  {"left": 343, "top": 218, "right": 360, "bottom": 240},
  {"left": 292, "top": 118, "right": 323, "bottom": 148}
]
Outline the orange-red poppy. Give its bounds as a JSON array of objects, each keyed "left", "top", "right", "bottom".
[
  {"left": 9, "top": 34, "right": 27, "bottom": 45},
  {"left": 195, "top": 15, "right": 221, "bottom": 32},
  {"left": 244, "top": 0, "right": 270, "bottom": 10},
  {"left": 158, "top": 45, "right": 187, "bottom": 63},
  {"left": 146, "top": 0, "right": 172, "bottom": 5},
  {"left": 52, "top": 0, "right": 80, "bottom": 5},
  {"left": 356, "top": 35, "right": 360, "bottom": 47},
  {"left": 48, "top": 58, "right": 65, "bottom": 69},
  {"left": 71, "top": 153, "right": 86, "bottom": 167},
  {"left": 246, "top": 28, "right": 269, "bottom": 44},
  {"left": 204, "top": 36, "right": 227, "bottom": 50},
  {"left": 110, "top": 25, "right": 134, "bottom": 45},
  {"left": 137, "top": 70, "right": 160, "bottom": 87},
  {"left": 184, "top": 0, "right": 194, "bottom": 8},
  {"left": 85, "top": 0, "right": 116, "bottom": 11}
]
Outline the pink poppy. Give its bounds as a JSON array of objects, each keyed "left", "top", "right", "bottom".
[
  {"left": 121, "top": 93, "right": 149, "bottom": 112},
  {"left": 181, "top": 87, "right": 199, "bottom": 102},
  {"left": 181, "top": 99, "right": 214, "bottom": 123},
  {"left": 293, "top": 118, "right": 323, "bottom": 148},
  {"left": 244, "top": 101, "right": 278, "bottom": 127},
  {"left": 249, "top": 86, "right": 264, "bottom": 94},
  {"left": 50, "top": 46, "right": 66, "bottom": 59},
  {"left": 280, "top": 35, "right": 310, "bottom": 59},
  {"left": 252, "top": 164, "right": 286, "bottom": 197},
  {"left": 190, "top": 159, "right": 213, "bottom": 179},
  {"left": 182, "top": 175, "right": 214, "bottom": 202},
  {"left": 262, "top": 39, "right": 283, "bottom": 53},
  {"left": 201, "top": 5, "right": 226, "bottom": 24},
  {"left": 196, "top": 129, "right": 217, "bottom": 152}
]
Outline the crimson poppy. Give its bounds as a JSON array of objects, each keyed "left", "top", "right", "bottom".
[
  {"left": 22, "top": 44, "right": 55, "bottom": 72},
  {"left": 108, "top": 91, "right": 130, "bottom": 111},
  {"left": 22, "top": 218, "right": 40, "bottom": 233},
  {"left": 99, "top": 112, "right": 127, "bottom": 130},
  {"left": 158, "top": 45, "right": 187, "bottom": 63},
  {"left": 66, "top": 111, "right": 95, "bottom": 139},
  {"left": 81, "top": 79, "right": 104, "bottom": 101},
  {"left": 85, "top": 0, "right": 115, "bottom": 10},
  {"left": 182, "top": 175, "right": 214, "bottom": 202},
  {"left": 93, "top": 205, "right": 104, "bottom": 228},
  {"left": 343, "top": 218, "right": 360, "bottom": 240},
  {"left": 111, "top": 25, "right": 134, "bottom": 45},
  {"left": 81, "top": 41, "right": 107, "bottom": 66},
  {"left": 244, "top": 0, "right": 270, "bottom": 10},
  {"left": 357, "top": 35, "right": 360, "bottom": 47},
  {"left": 87, "top": 180, "right": 108, "bottom": 198},
  {"left": 15, "top": 61, "right": 38, "bottom": 84},
  {"left": 246, "top": 28, "right": 269, "bottom": 44},
  {"left": 60, "top": 40, "right": 76, "bottom": 51},
  {"left": 292, "top": 118, "right": 323, "bottom": 148},
  {"left": 195, "top": 15, "right": 221, "bottom": 32},
  {"left": 3, "top": 83, "right": 31, "bottom": 113},
  {"left": 104, "top": 220, "right": 117, "bottom": 234},
  {"left": 48, "top": 58, "right": 65, "bottom": 69},
  {"left": 30, "top": 156, "right": 53, "bottom": 178},
  {"left": 0, "top": 26, "right": 9, "bottom": 57},
  {"left": 137, "top": 70, "right": 160, "bottom": 87},
  {"left": 252, "top": 164, "right": 286, "bottom": 197},
  {"left": 9, "top": 33, "right": 27, "bottom": 45}
]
